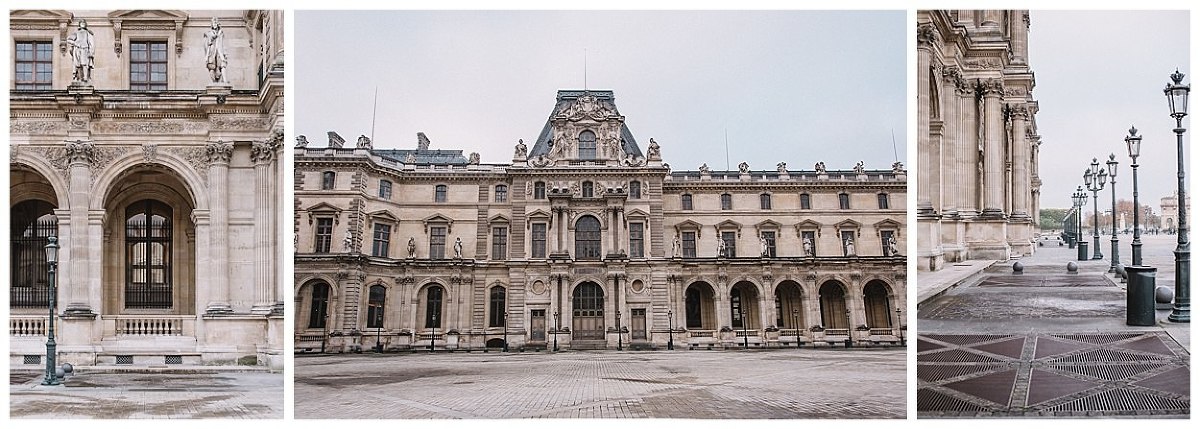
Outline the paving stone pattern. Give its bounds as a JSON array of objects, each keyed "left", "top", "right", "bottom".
[
  {"left": 295, "top": 349, "right": 905, "bottom": 419},
  {"left": 9, "top": 371, "right": 284, "bottom": 419}
]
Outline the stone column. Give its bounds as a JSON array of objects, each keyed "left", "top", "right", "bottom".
[
  {"left": 940, "top": 68, "right": 961, "bottom": 216},
  {"left": 85, "top": 210, "right": 105, "bottom": 314},
  {"left": 204, "top": 141, "right": 233, "bottom": 314},
  {"left": 1012, "top": 12, "right": 1030, "bottom": 64},
  {"left": 958, "top": 82, "right": 979, "bottom": 217},
  {"left": 191, "top": 210, "right": 212, "bottom": 315},
  {"left": 251, "top": 139, "right": 281, "bottom": 314},
  {"left": 981, "top": 80, "right": 1006, "bottom": 217},
  {"left": 916, "top": 24, "right": 937, "bottom": 215},
  {"left": 1010, "top": 105, "right": 1031, "bottom": 218},
  {"left": 62, "top": 141, "right": 95, "bottom": 315},
  {"left": 615, "top": 208, "right": 624, "bottom": 254}
]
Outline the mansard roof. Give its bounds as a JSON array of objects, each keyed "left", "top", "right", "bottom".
[{"left": 527, "top": 90, "right": 643, "bottom": 159}]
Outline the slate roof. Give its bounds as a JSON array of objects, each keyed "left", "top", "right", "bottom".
[
  {"left": 374, "top": 149, "right": 468, "bottom": 165},
  {"left": 527, "top": 90, "right": 644, "bottom": 159}
]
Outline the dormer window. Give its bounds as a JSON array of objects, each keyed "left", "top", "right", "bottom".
[{"left": 578, "top": 130, "right": 597, "bottom": 159}]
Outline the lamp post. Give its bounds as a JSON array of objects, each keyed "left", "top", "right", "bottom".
[
  {"left": 320, "top": 299, "right": 329, "bottom": 354},
  {"left": 552, "top": 311, "right": 560, "bottom": 352},
  {"left": 502, "top": 311, "right": 509, "bottom": 352},
  {"left": 616, "top": 310, "right": 622, "bottom": 351},
  {"left": 429, "top": 314, "right": 437, "bottom": 352},
  {"left": 1126, "top": 127, "right": 1145, "bottom": 266},
  {"left": 1085, "top": 159, "right": 1108, "bottom": 260},
  {"left": 740, "top": 305, "right": 749, "bottom": 349},
  {"left": 374, "top": 310, "right": 382, "bottom": 353},
  {"left": 667, "top": 310, "right": 675, "bottom": 351},
  {"left": 792, "top": 308, "right": 800, "bottom": 349},
  {"left": 895, "top": 307, "right": 905, "bottom": 346},
  {"left": 42, "top": 236, "right": 60, "bottom": 386},
  {"left": 1107, "top": 155, "right": 1120, "bottom": 272},
  {"left": 1074, "top": 187, "right": 1088, "bottom": 261},
  {"left": 844, "top": 308, "right": 853, "bottom": 348},
  {"left": 1165, "top": 69, "right": 1191, "bottom": 323}
]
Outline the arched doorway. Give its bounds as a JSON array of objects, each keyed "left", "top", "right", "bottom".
[
  {"left": 819, "top": 281, "right": 849, "bottom": 329},
  {"left": 863, "top": 280, "right": 893, "bottom": 329},
  {"left": 572, "top": 282, "right": 604, "bottom": 339},
  {"left": 774, "top": 281, "right": 804, "bottom": 329},
  {"left": 684, "top": 281, "right": 717, "bottom": 329},
  {"left": 730, "top": 281, "right": 761, "bottom": 329},
  {"left": 297, "top": 281, "right": 331, "bottom": 330}
]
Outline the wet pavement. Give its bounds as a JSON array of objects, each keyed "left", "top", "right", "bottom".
[
  {"left": 9, "top": 370, "right": 283, "bottom": 419},
  {"left": 295, "top": 349, "right": 905, "bottom": 419},
  {"left": 917, "top": 237, "right": 1190, "bottom": 418}
]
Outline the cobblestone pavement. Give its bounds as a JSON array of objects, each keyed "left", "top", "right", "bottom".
[
  {"left": 918, "top": 240, "right": 1190, "bottom": 418},
  {"left": 295, "top": 349, "right": 905, "bottom": 419},
  {"left": 9, "top": 370, "right": 283, "bottom": 419}
]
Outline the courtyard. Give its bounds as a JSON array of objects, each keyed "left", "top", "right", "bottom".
[{"left": 295, "top": 348, "right": 905, "bottom": 419}]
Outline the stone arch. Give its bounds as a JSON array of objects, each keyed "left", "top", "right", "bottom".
[
  {"left": 818, "top": 280, "right": 849, "bottom": 329},
  {"left": 11, "top": 158, "right": 68, "bottom": 208},
  {"left": 774, "top": 280, "right": 805, "bottom": 329},
  {"left": 862, "top": 279, "right": 895, "bottom": 329},
  {"left": 729, "top": 279, "right": 762, "bottom": 329},
  {"left": 570, "top": 280, "right": 605, "bottom": 340},
  {"left": 297, "top": 278, "right": 335, "bottom": 332},
  {"left": 92, "top": 151, "right": 209, "bottom": 211},
  {"left": 416, "top": 282, "right": 447, "bottom": 329},
  {"left": 683, "top": 281, "right": 717, "bottom": 330}
]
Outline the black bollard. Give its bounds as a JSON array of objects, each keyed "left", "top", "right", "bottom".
[{"left": 1125, "top": 266, "right": 1158, "bottom": 326}]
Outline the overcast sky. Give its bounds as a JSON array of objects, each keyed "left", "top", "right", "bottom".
[
  {"left": 1030, "top": 10, "right": 1189, "bottom": 211},
  {"left": 295, "top": 10, "right": 906, "bottom": 172}
]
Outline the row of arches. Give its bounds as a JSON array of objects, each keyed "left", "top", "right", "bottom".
[{"left": 684, "top": 279, "right": 894, "bottom": 330}]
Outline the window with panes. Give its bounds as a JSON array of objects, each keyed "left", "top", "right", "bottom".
[
  {"left": 495, "top": 185, "right": 508, "bottom": 203},
  {"left": 721, "top": 231, "right": 737, "bottom": 258},
  {"left": 721, "top": 194, "right": 732, "bottom": 210},
  {"left": 839, "top": 193, "right": 851, "bottom": 210},
  {"left": 367, "top": 285, "right": 385, "bottom": 328},
  {"left": 760, "top": 193, "right": 772, "bottom": 209},
  {"left": 877, "top": 193, "right": 889, "bottom": 209},
  {"left": 629, "top": 181, "right": 641, "bottom": 199},
  {"left": 629, "top": 222, "right": 644, "bottom": 258},
  {"left": 800, "top": 193, "right": 812, "bottom": 209},
  {"left": 129, "top": 41, "right": 168, "bottom": 91},
  {"left": 379, "top": 180, "right": 392, "bottom": 199},
  {"left": 682, "top": 194, "right": 694, "bottom": 210},
  {"left": 492, "top": 227, "right": 508, "bottom": 260},
  {"left": 371, "top": 223, "right": 391, "bottom": 257},
  {"left": 14, "top": 41, "right": 52, "bottom": 90},
  {"left": 682, "top": 231, "right": 697, "bottom": 258},
  {"left": 531, "top": 223, "right": 547, "bottom": 258},
  {"left": 429, "top": 226, "right": 447, "bottom": 258},
  {"left": 314, "top": 218, "right": 333, "bottom": 253}
]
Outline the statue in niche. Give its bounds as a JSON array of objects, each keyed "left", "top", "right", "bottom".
[
  {"left": 514, "top": 139, "right": 527, "bottom": 159},
  {"left": 886, "top": 235, "right": 900, "bottom": 256},
  {"left": 803, "top": 236, "right": 815, "bottom": 257},
  {"left": 716, "top": 236, "right": 727, "bottom": 258},
  {"left": 453, "top": 237, "right": 464, "bottom": 259},
  {"left": 843, "top": 236, "right": 856, "bottom": 256},
  {"left": 672, "top": 233, "right": 681, "bottom": 258},
  {"left": 66, "top": 20, "right": 95, "bottom": 84},
  {"left": 759, "top": 234, "right": 770, "bottom": 257},
  {"left": 408, "top": 237, "right": 417, "bottom": 259},
  {"left": 203, "top": 17, "right": 228, "bottom": 84}
]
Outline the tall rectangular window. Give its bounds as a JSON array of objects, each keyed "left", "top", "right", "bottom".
[
  {"left": 629, "top": 181, "right": 641, "bottom": 199},
  {"left": 839, "top": 193, "right": 851, "bottom": 210},
  {"left": 314, "top": 218, "right": 333, "bottom": 253},
  {"left": 130, "top": 41, "right": 168, "bottom": 91},
  {"left": 531, "top": 223, "right": 547, "bottom": 259},
  {"left": 881, "top": 230, "right": 896, "bottom": 256},
  {"left": 877, "top": 193, "right": 889, "bottom": 209},
  {"left": 379, "top": 180, "right": 392, "bottom": 199},
  {"left": 682, "top": 231, "right": 697, "bottom": 258},
  {"left": 629, "top": 222, "right": 644, "bottom": 258},
  {"left": 800, "top": 193, "right": 811, "bottom": 210},
  {"left": 760, "top": 194, "right": 772, "bottom": 210},
  {"left": 721, "top": 194, "right": 733, "bottom": 210},
  {"left": 682, "top": 194, "right": 693, "bottom": 211},
  {"left": 492, "top": 227, "right": 508, "bottom": 260},
  {"left": 721, "top": 231, "right": 737, "bottom": 257},
  {"left": 495, "top": 185, "right": 508, "bottom": 203},
  {"left": 429, "top": 226, "right": 447, "bottom": 258},
  {"left": 14, "top": 41, "right": 52, "bottom": 90},
  {"left": 763, "top": 231, "right": 776, "bottom": 257},
  {"left": 371, "top": 223, "right": 391, "bottom": 257}
]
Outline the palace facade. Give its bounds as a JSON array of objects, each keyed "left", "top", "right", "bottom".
[
  {"left": 916, "top": 10, "right": 1041, "bottom": 271},
  {"left": 294, "top": 90, "right": 906, "bottom": 352},
  {"left": 9, "top": 10, "right": 285, "bottom": 368}
]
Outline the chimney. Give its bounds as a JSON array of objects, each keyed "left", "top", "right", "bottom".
[
  {"left": 417, "top": 132, "right": 430, "bottom": 151},
  {"left": 327, "top": 131, "right": 345, "bottom": 148}
]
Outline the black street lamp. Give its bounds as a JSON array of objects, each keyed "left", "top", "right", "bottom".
[
  {"left": 1165, "top": 69, "right": 1191, "bottom": 323},
  {"left": 374, "top": 311, "right": 383, "bottom": 353},
  {"left": 502, "top": 311, "right": 509, "bottom": 352},
  {"left": 429, "top": 314, "right": 437, "bottom": 352},
  {"left": 895, "top": 307, "right": 905, "bottom": 346},
  {"left": 739, "top": 305, "right": 749, "bottom": 349},
  {"left": 552, "top": 310, "right": 560, "bottom": 352},
  {"left": 1073, "top": 187, "right": 1088, "bottom": 261},
  {"left": 1085, "top": 159, "right": 1108, "bottom": 260},
  {"left": 1126, "top": 127, "right": 1145, "bottom": 265},
  {"left": 1107, "top": 155, "right": 1120, "bottom": 272},
  {"left": 320, "top": 299, "right": 329, "bottom": 354},
  {"left": 792, "top": 308, "right": 800, "bottom": 349},
  {"left": 42, "top": 236, "right": 61, "bottom": 386},
  {"left": 666, "top": 310, "right": 675, "bottom": 351},
  {"left": 844, "top": 308, "right": 853, "bottom": 348},
  {"left": 616, "top": 310, "right": 623, "bottom": 351}
]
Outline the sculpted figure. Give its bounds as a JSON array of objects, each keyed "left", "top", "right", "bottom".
[
  {"left": 815, "top": 161, "right": 827, "bottom": 174},
  {"left": 647, "top": 138, "right": 661, "bottom": 159},
  {"left": 453, "top": 237, "right": 464, "bottom": 259},
  {"left": 759, "top": 235, "right": 770, "bottom": 257},
  {"left": 295, "top": 135, "right": 309, "bottom": 148},
  {"left": 408, "top": 237, "right": 417, "bottom": 258},
  {"left": 853, "top": 161, "right": 865, "bottom": 174},
  {"left": 803, "top": 236, "right": 815, "bottom": 257},
  {"left": 716, "top": 236, "right": 727, "bottom": 258},
  {"left": 66, "top": 20, "right": 96, "bottom": 84},
  {"left": 343, "top": 230, "right": 353, "bottom": 252},
  {"left": 738, "top": 161, "right": 750, "bottom": 174},
  {"left": 672, "top": 233, "right": 681, "bottom": 258},
  {"left": 892, "top": 161, "right": 905, "bottom": 173},
  {"left": 699, "top": 163, "right": 711, "bottom": 174},
  {"left": 203, "top": 17, "right": 228, "bottom": 83},
  {"left": 777, "top": 162, "right": 787, "bottom": 173},
  {"left": 514, "top": 139, "right": 528, "bottom": 159},
  {"left": 887, "top": 235, "right": 900, "bottom": 256},
  {"left": 404, "top": 153, "right": 417, "bottom": 164},
  {"left": 356, "top": 135, "right": 372, "bottom": 149},
  {"left": 844, "top": 237, "right": 856, "bottom": 256},
  {"left": 468, "top": 152, "right": 480, "bottom": 164}
]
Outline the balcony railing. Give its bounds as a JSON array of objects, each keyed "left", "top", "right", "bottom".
[
  {"left": 688, "top": 329, "right": 716, "bottom": 338},
  {"left": 10, "top": 316, "right": 50, "bottom": 337},
  {"left": 824, "top": 328, "right": 850, "bottom": 336},
  {"left": 869, "top": 328, "right": 894, "bottom": 336},
  {"left": 108, "top": 315, "right": 193, "bottom": 336}
]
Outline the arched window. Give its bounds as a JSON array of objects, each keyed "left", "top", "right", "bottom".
[
  {"left": 367, "top": 285, "right": 385, "bottom": 328},
  {"left": 575, "top": 215, "right": 602, "bottom": 260},
  {"left": 582, "top": 181, "right": 594, "bottom": 198},
  {"left": 534, "top": 181, "right": 546, "bottom": 200},
  {"left": 434, "top": 185, "right": 448, "bottom": 203},
  {"left": 629, "top": 181, "right": 642, "bottom": 199},
  {"left": 125, "top": 199, "right": 172, "bottom": 309},
  {"left": 578, "top": 130, "right": 597, "bottom": 159},
  {"left": 321, "top": 171, "right": 336, "bottom": 190},
  {"left": 11, "top": 200, "right": 58, "bottom": 308},
  {"left": 495, "top": 184, "right": 508, "bottom": 203},
  {"left": 308, "top": 283, "right": 330, "bottom": 329},
  {"left": 489, "top": 286, "right": 507, "bottom": 327},
  {"left": 425, "top": 285, "right": 444, "bottom": 328}
]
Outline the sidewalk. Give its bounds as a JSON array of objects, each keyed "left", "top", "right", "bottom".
[{"left": 916, "top": 260, "right": 996, "bottom": 305}]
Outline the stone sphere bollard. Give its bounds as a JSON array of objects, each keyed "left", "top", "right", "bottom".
[
  {"left": 1013, "top": 261, "right": 1024, "bottom": 274},
  {"left": 1115, "top": 263, "right": 1127, "bottom": 283},
  {"left": 1067, "top": 261, "right": 1078, "bottom": 273},
  {"left": 1156, "top": 286, "right": 1175, "bottom": 304}
]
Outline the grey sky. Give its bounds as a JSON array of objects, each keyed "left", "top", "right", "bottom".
[
  {"left": 1030, "top": 10, "right": 1189, "bottom": 212},
  {"left": 295, "top": 10, "right": 906, "bottom": 172}
]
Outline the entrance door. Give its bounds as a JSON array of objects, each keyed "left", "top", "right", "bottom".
[
  {"left": 631, "top": 308, "right": 647, "bottom": 340},
  {"left": 572, "top": 282, "right": 605, "bottom": 339},
  {"left": 530, "top": 309, "right": 546, "bottom": 342}
]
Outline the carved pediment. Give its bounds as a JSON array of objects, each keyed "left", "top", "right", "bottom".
[
  {"left": 304, "top": 202, "right": 342, "bottom": 224},
  {"left": 107, "top": 10, "right": 189, "bottom": 20},
  {"left": 488, "top": 214, "right": 511, "bottom": 224},
  {"left": 873, "top": 218, "right": 902, "bottom": 230},
  {"left": 624, "top": 208, "right": 650, "bottom": 219},
  {"left": 715, "top": 219, "right": 743, "bottom": 233},
  {"left": 835, "top": 219, "right": 863, "bottom": 230},
  {"left": 11, "top": 10, "right": 73, "bottom": 20},
  {"left": 526, "top": 209, "right": 552, "bottom": 220},
  {"left": 108, "top": 10, "right": 188, "bottom": 56},
  {"left": 754, "top": 219, "right": 783, "bottom": 231},
  {"left": 674, "top": 219, "right": 704, "bottom": 236},
  {"left": 422, "top": 214, "right": 454, "bottom": 233},
  {"left": 368, "top": 210, "right": 399, "bottom": 223}
]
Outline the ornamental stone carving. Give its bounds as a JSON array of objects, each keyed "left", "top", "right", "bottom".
[
  {"left": 205, "top": 141, "right": 234, "bottom": 164},
  {"left": 468, "top": 152, "right": 480, "bottom": 165},
  {"left": 892, "top": 161, "right": 905, "bottom": 174},
  {"left": 142, "top": 144, "right": 158, "bottom": 164},
  {"left": 698, "top": 163, "right": 711, "bottom": 174},
  {"left": 356, "top": 135, "right": 372, "bottom": 150},
  {"left": 738, "top": 161, "right": 750, "bottom": 174},
  {"left": 91, "top": 121, "right": 208, "bottom": 135},
  {"left": 1007, "top": 104, "right": 1029, "bottom": 120},
  {"left": 853, "top": 161, "right": 865, "bottom": 174},
  {"left": 210, "top": 116, "right": 271, "bottom": 131},
  {"left": 295, "top": 135, "right": 309, "bottom": 148},
  {"left": 11, "top": 121, "right": 68, "bottom": 135},
  {"left": 963, "top": 57, "right": 1002, "bottom": 70},
  {"left": 979, "top": 79, "right": 1005, "bottom": 96},
  {"left": 252, "top": 139, "right": 280, "bottom": 163},
  {"left": 777, "top": 162, "right": 787, "bottom": 173},
  {"left": 66, "top": 140, "right": 95, "bottom": 165},
  {"left": 916, "top": 23, "right": 939, "bottom": 47},
  {"left": 815, "top": 161, "right": 827, "bottom": 174},
  {"left": 203, "top": 17, "right": 228, "bottom": 84},
  {"left": 514, "top": 139, "right": 527, "bottom": 159}
]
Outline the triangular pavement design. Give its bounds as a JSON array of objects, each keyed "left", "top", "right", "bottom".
[
  {"left": 1056, "top": 363, "right": 1165, "bottom": 382},
  {"left": 1051, "top": 348, "right": 1159, "bottom": 363},
  {"left": 972, "top": 337, "right": 1025, "bottom": 359},
  {"left": 917, "top": 388, "right": 986, "bottom": 412},
  {"left": 1132, "top": 366, "right": 1191, "bottom": 396},
  {"left": 943, "top": 369, "right": 1017, "bottom": 407},
  {"left": 1049, "top": 387, "right": 1190, "bottom": 412},
  {"left": 917, "top": 338, "right": 947, "bottom": 353},
  {"left": 1034, "top": 337, "right": 1089, "bottom": 359},
  {"left": 1026, "top": 369, "right": 1101, "bottom": 406},
  {"left": 917, "top": 364, "right": 1004, "bottom": 383},
  {"left": 920, "top": 348, "right": 1003, "bottom": 363},
  {"left": 1113, "top": 335, "right": 1177, "bottom": 357}
]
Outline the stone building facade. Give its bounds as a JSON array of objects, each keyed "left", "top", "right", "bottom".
[
  {"left": 294, "top": 90, "right": 906, "bottom": 352},
  {"left": 1160, "top": 192, "right": 1189, "bottom": 234},
  {"left": 9, "top": 10, "right": 285, "bottom": 368},
  {"left": 916, "top": 10, "right": 1041, "bottom": 271}
]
